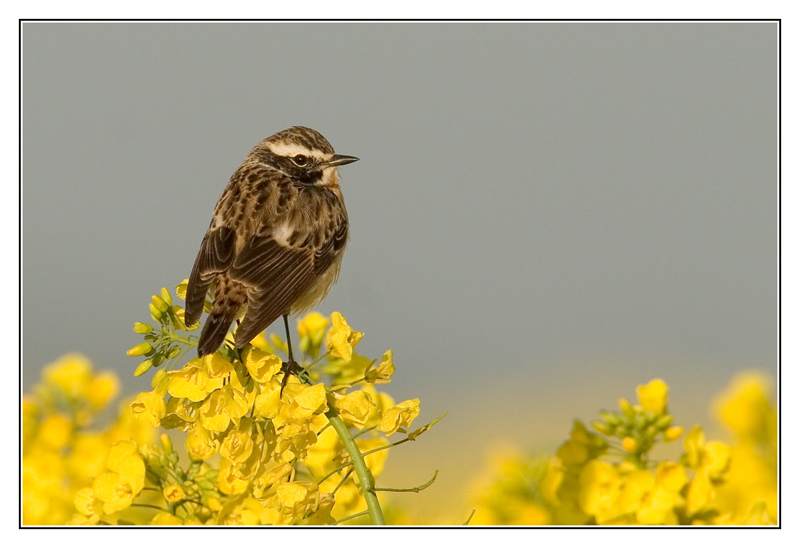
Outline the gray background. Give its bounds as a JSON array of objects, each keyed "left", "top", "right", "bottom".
[{"left": 22, "top": 22, "right": 777, "bottom": 516}]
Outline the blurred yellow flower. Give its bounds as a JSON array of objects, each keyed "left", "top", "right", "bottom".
[
  {"left": 712, "top": 371, "right": 776, "bottom": 444},
  {"left": 163, "top": 484, "right": 185, "bottom": 503},
  {"left": 298, "top": 311, "right": 330, "bottom": 357},
  {"left": 636, "top": 378, "right": 668, "bottom": 415},
  {"left": 42, "top": 354, "right": 93, "bottom": 399}
]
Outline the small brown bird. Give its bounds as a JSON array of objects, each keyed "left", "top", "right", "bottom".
[{"left": 185, "top": 126, "right": 358, "bottom": 359}]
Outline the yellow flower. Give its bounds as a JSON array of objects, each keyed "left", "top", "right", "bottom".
[
  {"left": 175, "top": 279, "right": 189, "bottom": 300},
  {"left": 685, "top": 472, "right": 714, "bottom": 516},
  {"left": 204, "top": 353, "right": 234, "bottom": 379},
  {"left": 656, "top": 461, "right": 688, "bottom": 493},
  {"left": 334, "top": 390, "right": 375, "bottom": 429},
  {"left": 298, "top": 312, "right": 330, "bottom": 357},
  {"left": 254, "top": 380, "right": 282, "bottom": 420},
  {"left": 163, "top": 484, "right": 185, "bottom": 503},
  {"left": 243, "top": 347, "right": 282, "bottom": 384},
  {"left": 150, "top": 512, "right": 183, "bottom": 525},
  {"left": 556, "top": 421, "right": 608, "bottom": 465},
  {"left": 218, "top": 496, "right": 271, "bottom": 525},
  {"left": 614, "top": 468, "right": 655, "bottom": 518},
  {"left": 220, "top": 427, "right": 255, "bottom": 464},
  {"left": 285, "top": 383, "right": 328, "bottom": 419},
  {"left": 38, "top": 414, "right": 72, "bottom": 449},
  {"left": 186, "top": 425, "right": 220, "bottom": 460},
  {"left": 73, "top": 487, "right": 101, "bottom": 517},
  {"left": 377, "top": 399, "right": 420, "bottom": 435},
  {"left": 252, "top": 462, "right": 293, "bottom": 499},
  {"left": 357, "top": 436, "right": 390, "bottom": 478},
  {"left": 577, "top": 460, "right": 619, "bottom": 519},
  {"left": 683, "top": 425, "right": 730, "bottom": 479},
  {"left": 276, "top": 418, "right": 322, "bottom": 461},
  {"left": 130, "top": 390, "right": 166, "bottom": 427},
  {"left": 276, "top": 481, "right": 319, "bottom": 518},
  {"left": 218, "top": 458, "right": 250, "bottom": 496},
  {"left": 365, "top": 350, "right": 395, "bottom": 384},
  {"left": 305, "top": 426, "right": 342, "bottom": 477},
  {"left": 636, "top": 378, "right": 668, "bottom": 415},
  {"left": 712, "top": 371, "right": 776, "bottom": 444},
  {"left": 92, "top": 441, "right": 145, "bottom": 514},
  {"left": 42, "top": 354, "right": 93, "bottom": 399},
  {"left": 199, "top": 386, "right": 248, "bottom": 432},
  {"left": 85, "top": 372, "right": 120, "bottom": 409},
  {"left": 167, "top": 363, "right": 220, "bottom": 402},
  {"left": 326, "top": 311, "right": 363, "bottom": 361}
]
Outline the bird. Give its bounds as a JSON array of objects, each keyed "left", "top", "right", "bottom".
[{"left": 184, "top": 126, "right": 358, "bottom": 364}]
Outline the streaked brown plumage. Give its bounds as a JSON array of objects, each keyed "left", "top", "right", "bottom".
[{"left": 185, "top": 126, "right": 358, "bottom": 357}]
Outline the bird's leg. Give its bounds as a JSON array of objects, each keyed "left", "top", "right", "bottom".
[{"left": 280, "top": 314, "right": 301, "bottom": 396}]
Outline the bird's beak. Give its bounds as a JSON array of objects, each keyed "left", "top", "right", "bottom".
[{"left": 325, "top": 154, "right": 360, "bottom": 167}]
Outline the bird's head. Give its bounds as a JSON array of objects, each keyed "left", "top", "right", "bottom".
[{"left": 253, "top": 126, "right": 359, "bottom": 187}]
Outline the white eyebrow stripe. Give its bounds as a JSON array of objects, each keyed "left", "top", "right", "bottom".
[{"left": 267, "top": 142, "right": 328, "bottom": 160}]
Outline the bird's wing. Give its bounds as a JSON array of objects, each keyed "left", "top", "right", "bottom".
[
  {"left": 230, "top": 207, "right": 348, "bottom": 347},
  {"left": 185, "top": 226, "right": 236, "bottom": 326},
  {"left": 229, "top": 234, "right": 316, "bottom": 347}
]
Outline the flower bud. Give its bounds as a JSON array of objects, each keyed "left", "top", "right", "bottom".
[
  {"left": 134, "top": 360, "right": 153, "bottom": 377},
  {"left": 149, "top": 303, "right": 163, "bottom": 321},
  {"left": 160, "top": 288, "right": 172, "bottom": 306},
  {"left": 163, "top": 484, "right": 184, "bottom": 503},
  {"left": 152, "top": 295, "right": 169, "bottom": 312},
  {"left": 127, "top": 342, "right": 153, "bottom": 357},
  {"left": 160, "top": 433, "right": 174, "bottom": 453},
  {"left": 622, "top": 436, "right": 638, "bottom": 453},
  {"left": 664, "top": 425, "right": 684, "bottom": 442},
  {"left": 591, "top": 421, "right": 613, "bottom": 435},
  {"left": 655, "top": 414, "right": 674, "bottom": 430},
  {"left": 619, "top": 397, "right": 635, "bottom": 418},
  {"left": 133, "top": 322, "right": 153, "bottom": 334},
  {"left": 151, "top": 368, "right": 167, "bottom": 388},
  {"left": 600, "top": 411, "right": 621, "bottom": 426},
  {"left": 167, "top": 346, "right": 181, "bottom": 359}
]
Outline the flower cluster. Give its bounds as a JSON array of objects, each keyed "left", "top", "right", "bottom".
[
  {"left": 22, "top": 355, "right": 155, "bottom": 525},
  {"left": 65, "top": 282, "right": 438, "bottom": 525},
  {"left": 470, "top": 376, "right": 777, "bottom": 525}
]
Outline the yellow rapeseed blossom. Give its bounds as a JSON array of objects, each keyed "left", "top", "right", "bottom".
[
  {"left": 42, "top": 354, "right": 93, "bottom": 399},
  {"left": 377, "top": 399, "right": 420, "bottom": 435},
  {"left": 297, "top": 311, "right": 330, "bottom": 357},
  {"left": 326, "top": 311, "right": 363, "bottom": 361},
  {"left": 467, "top": 376, "right": 776, "bottom": 526},
  {"left": 365, "top": 350, "right": 395, "bottom": 384},
  {"left": 167, "top": 363, "right": 219, "bottom": 402},
  {"left": 636, "top": 378, "right": 668, "bottom": 415},
  {"left": 163, "top": 484, "right": 185, "bottom": 503},
  {"left": 25, "top": 299, "right": 436, "bottom": 525},
  {"left": 130, "top": 390, "right": 167, "bottom": 427},
  {"left": 334, "top": 390, "right": 375, "bottom": 429},
  {"left": 242, "top": 347, "right": 282, "bottom": 383}
]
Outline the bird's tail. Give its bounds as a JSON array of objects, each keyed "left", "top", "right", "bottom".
[{"left": 196, "top": 275, "right": 244, "bottom": 357}]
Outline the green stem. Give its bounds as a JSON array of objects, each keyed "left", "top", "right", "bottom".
[{"left": 325, "top": 408, "right": 385, "bottom": 525}]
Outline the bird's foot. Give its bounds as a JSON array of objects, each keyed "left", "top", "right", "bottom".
[{"left": 279, "top": 360, "right": 303, "bottom": 397}]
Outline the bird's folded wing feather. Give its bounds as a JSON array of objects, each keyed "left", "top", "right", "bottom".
[{"left": 185, "top": 226, "right": 236, "bottom": 326}]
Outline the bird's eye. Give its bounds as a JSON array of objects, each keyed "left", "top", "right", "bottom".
[{"left": 293, "top": 155, "right": 308, "bottom": 166}]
